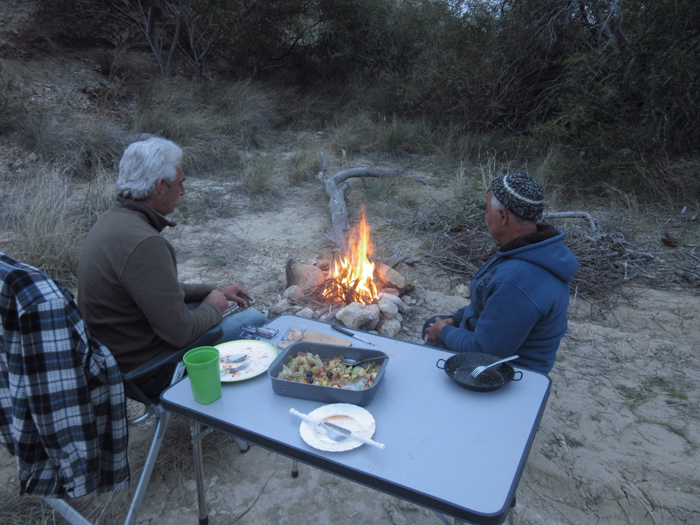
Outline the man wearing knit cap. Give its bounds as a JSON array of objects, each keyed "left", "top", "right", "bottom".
[{"left": 423, "top": 172, "right": 579, "bottom": 374}]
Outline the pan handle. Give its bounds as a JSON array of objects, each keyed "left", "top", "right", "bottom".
[
  {"left": 436, "top": 359, "right": 446, "bottom": 370},
  {"left": 512, "top": 371, "right": 523, "bottom": 381}
]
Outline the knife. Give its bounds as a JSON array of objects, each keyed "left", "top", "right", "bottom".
[
  {"left": 331, "top": 325, "right": 376, "bottom": 346},
  {"left": 289, "top": 409, "right": 385, "bottom": 449},
  {"left": 322, "top": 421, "right": 385, "bottom": 449}
]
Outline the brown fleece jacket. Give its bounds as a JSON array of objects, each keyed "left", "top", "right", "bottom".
[{"left": 78, "top": 198, "right": 221, "bottom": 371}]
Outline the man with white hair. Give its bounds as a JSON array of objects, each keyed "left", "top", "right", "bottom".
[
  {"left": 78, "top": 137, "right": 266, "bottom": 396},
  {"left": 423, "top": 172, "right": 579, "bottom": 374}
]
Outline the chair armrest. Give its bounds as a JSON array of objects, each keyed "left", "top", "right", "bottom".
[{"left": 122, "top": 327, "right": 224, "bottom": 383}]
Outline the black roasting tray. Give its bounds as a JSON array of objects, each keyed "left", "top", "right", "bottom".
[{"left": 268, "top": 342, "right": 389, "bottom": 407}]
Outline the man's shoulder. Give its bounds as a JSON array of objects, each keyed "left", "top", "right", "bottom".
[{"left": 89, "top": 203, "right": 161, "bottom": 241}]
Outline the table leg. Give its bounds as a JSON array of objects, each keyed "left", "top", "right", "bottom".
[
  {"left": 190, "top": 421, "right": 209, "bottom": 525},
  {"left": 291, "top": 459, "right": 299, "bottom": 478}
]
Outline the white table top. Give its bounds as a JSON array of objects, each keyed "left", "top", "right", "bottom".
[{"left": 161, "top": 315, "right": 551, "bottom": 525}]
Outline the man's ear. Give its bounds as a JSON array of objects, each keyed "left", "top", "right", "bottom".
[
  {"left": 498, "top": 207, "right": 509, "bottom": 225},
  {"left": 154, "top": 178, "right": 167, "bottom": 195}
]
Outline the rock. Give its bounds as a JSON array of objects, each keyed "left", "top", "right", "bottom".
[
  {"left": 374, "top": 263, "right": 413, "bottom": 294},
  {"left": 335, "top": 302, "right": 378, "bottom": 329},
  {"left": 421, "top": 290, "right": 470, "bottom": 316},
  {"left": 381, "top": 287, "right": 399, "bottom": 296},
  {"left": 378, "top": 296, "right": 399, "bottom": 319},
  {"left": 377, "top": 318, "right": 401, "bottom": 338},
  {"left": 285, "top": 259, "right": 325, "bottom": 290},
  {"left": 296, "top": 307, "right": 315, "bottom": 318},
  {"left": 360, "top": 304, "right": 381, "bottom": 331},
  {"left": 273, "top": 298, "right": 294, "bottom": 314},
  {"left": 454, "top": 284, "right": 470, "bottom": 298},
  {"left": 282, "top": 285, "right": 305, "bottom": 302},
  {"left": 378, "top": 292, "right": 412, "bottom": 314}
]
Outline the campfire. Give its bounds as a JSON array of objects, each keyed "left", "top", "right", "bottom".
[
  {"left": 320, "top": 207, "right": 379, "bottom": 306},
  {"left": 277, "top": 206, "right": 414, "bottom": 337}
]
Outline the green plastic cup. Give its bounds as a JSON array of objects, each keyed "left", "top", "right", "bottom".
[{"left": 183, "top": 346, "right": 222, "bottom": 404}]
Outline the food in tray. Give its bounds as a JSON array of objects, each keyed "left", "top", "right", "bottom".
[{"left": 277, "top": 351, "right": 380, "bottom": 390}]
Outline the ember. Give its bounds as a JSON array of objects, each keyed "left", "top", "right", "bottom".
[{"left": 322, "top": 206, "right": 379, "bottom": 306}]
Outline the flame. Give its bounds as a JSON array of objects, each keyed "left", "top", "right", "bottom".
[{"left": 324, "top": 206, "right": 378, "bottom": 305}]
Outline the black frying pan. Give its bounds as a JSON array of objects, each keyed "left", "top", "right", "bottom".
[{"left": 436, "top": 352, "right": 523, "bottom": 392}]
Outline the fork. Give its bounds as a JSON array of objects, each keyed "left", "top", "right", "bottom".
[{"left": 471, "top": 355, "right": 519, "bottom": 378}]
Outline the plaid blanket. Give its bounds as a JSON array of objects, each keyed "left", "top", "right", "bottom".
[{"left": 0, "top": 253, "right": 129, "bottom": 498}]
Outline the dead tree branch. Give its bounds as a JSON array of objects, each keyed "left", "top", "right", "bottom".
[
  {"left": 315, "top": 152, "right": 424, "bottom": 247},
  {"left": 542, "top": 211, "right": 598, "bottom": 232}
]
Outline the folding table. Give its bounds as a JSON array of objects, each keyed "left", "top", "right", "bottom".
[{"left": 161, "top": 315, "right": 551, "bottom": 525}]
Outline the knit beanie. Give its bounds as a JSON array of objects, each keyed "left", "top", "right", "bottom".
[{"left": 490, "top": 172, "right": 544, "bottom": 221}]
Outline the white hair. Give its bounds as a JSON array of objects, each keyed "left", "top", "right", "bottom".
[
  {"left": 490, "top": 192, "right": 503, "bottom": 211},
  {"left": 117, "top": 137, "right": 183, "bottom": 200},
  {"left": 489, "top": 191, "right": 534, "bottom": 225}
]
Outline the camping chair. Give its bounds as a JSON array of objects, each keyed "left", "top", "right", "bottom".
[{"left": 42, "top": 326, "right": 223, "bottom": 525}]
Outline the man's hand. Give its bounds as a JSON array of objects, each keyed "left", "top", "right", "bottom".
[
  {"left": 203, "top": 289, "right": 229, "bottom": 312},
  {"left": 217, "top": 284, "right": 253, "bottom": 306},
  {"left": 424, "top": 317, "right": 455, "bottom": 344}
]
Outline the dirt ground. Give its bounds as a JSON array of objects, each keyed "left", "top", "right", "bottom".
[
  {"left": 1, "top": 33, "right": 699, "bottom": 525},
  {"left": 4, "top": 184, "right": 698, "bottom": 525}
]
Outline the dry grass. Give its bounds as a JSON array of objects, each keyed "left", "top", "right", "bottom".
[
  {"left": 327, "top": 111, "right": 384, "bottom": 155},
  {"left": 0, "top": 487, "right": 59, "bottom": 525},
  {"left": 386, "top": 118, "right": 433, "bottom": 154},
  {"left": 242, "top": 153, "right": 281, "bottom": 197},
  {"left": 0, "top": 168, "right": 114, "bottom": 287},
  {"left": 288, "top": 147, "right": 323, "bottom": 185},
  {"left": 17, "top": 111, "right": 126, "bottom": 180},
  {"left": 135, "top": 78, "right": 283, "bottom": 175}
]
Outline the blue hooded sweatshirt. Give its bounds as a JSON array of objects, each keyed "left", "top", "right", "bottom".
[{"left": 439, "top": 226, "right": 579, "bottom": 374}]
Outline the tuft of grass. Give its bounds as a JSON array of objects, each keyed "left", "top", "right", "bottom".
[
  {"left": 135, "top": 78, "right": 283, "bottom": 175},
  {"left": 2, "top": 171, "right": 83, "bottom": 286},
  {"left": 0, "top": 486, "right": 58, "bottom": 525},
  {"left": 18, "top": 110, "right": 126, "bottom": 180},
  {"left": 242, "top": 153, "right": 280, "bottom": 196},
  {"left": 477, "top": 150, "right": 518, "bottom": 191},
  {"left": 327, "top": 112, "right": 383, "bottom": 154},
  {"left": 288, "top": 148, "right": 322, "bottom": 185},
  {"left": 431, "top": 126, "right": 483, "bottom": 166},
  {"left": 1, "top": 168, "right": 114, "bottom": 287},
  {"left": 386, "top": 117, "right": 433, "bottom": 154}
]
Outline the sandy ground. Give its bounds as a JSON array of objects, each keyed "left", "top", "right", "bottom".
[
  {"left": 3, "top": 182, "right": 697, "bottom": 525},
  {"left": 0, "top": 37, "right": 699, "bottom": 523}
]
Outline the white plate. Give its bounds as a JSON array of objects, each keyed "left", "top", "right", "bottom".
[
  {"left": 217, "top": 340, "right": 277, "bottom": 382},
  {"left": 299, "top": 403, "right": 376, "bottom": 452}
]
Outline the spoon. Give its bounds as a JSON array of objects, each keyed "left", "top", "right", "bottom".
[{"left": 341, "top": 355, "right": 393, "bottom": 367}]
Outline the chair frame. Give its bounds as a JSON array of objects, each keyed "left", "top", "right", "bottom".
[{"left": 42, "top": 328, "right": 223, "bottom": 525}]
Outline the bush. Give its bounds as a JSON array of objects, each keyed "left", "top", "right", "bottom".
[
  {"left": 18, "top": 110, "right": 126, "bottom": 179},
  {"left": 242, "top": 153, "right": 280, "bottom": 196},
  {"left": 288, "top": 148, "right": 322, "bottom": 185}
]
